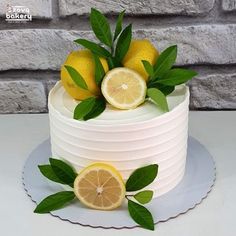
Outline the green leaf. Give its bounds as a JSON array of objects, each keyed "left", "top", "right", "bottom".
[
  {"left": 126, "top": 164, "right": 158, "bottom": 192},
  {"left": 49, "top": 158, "right": 77, "bottom": 187},
  {"left": 153, "top": 45, "right": 177, "bottom": 78},
  {"left": 128, "top": 200, "right": 154, "bottom": 230},
  {"left": 134, "top": 190, "right": 153, "bottom": 204},
  {"left": 64, "top": 65, "right": 88, "bottom": 90},
  {"left": 84, "top": 98, "right": 106, "bottom": 121},
  {"left": 156, "top": 68, "right": 198, "bottom": 86},
  {"left": 34, "top": 191, "right": 75, "bottom": 214},
  {"left": 73, "top": 97, "right": 96, "bottom": 120},
  {"left": 90, "top": 8, "right": 112, "bottom": 47},
  {"left": 147, "top": 88, "right": 169, "bottom": 112},
  {"left": 107, "top": 57, "right": 121, "bottom": 69},
  {"left": 148, "top": 82, "right": 175, "bottom": 96},
  {"left": 107, "top": 57, "right": 115, "bottom": 69},
  {"left": 114, "top": 10, "right": 125, "bottom": 41},
  {"left": 38, "top": 165, "right": 66, "bottom": 184},
  {"left": 115, "top": 24, "right": 132, "bottom": 62},
  {"left": 74, "top": 39, "right": 111, "bottom": 58},
  {"left": 93, "top": 54, "right": 105, "bottom": 86},
  {"left": 142, "top": 60, "right": 154, "bottom": 77},
  {"left": 158, "top": 84, "right": 175, "bottom": 96}
]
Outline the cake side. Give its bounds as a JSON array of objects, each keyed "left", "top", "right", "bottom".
[{"left": 48, "top": 82, "right": 189, "bottom": 197}]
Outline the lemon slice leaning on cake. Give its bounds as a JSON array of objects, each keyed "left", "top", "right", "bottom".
[
  {"left": 101, "top": 68, "right": 147, "bottom": 110},
  {"left": 74, "top": 163, "right": 126, "bottom": 210}
]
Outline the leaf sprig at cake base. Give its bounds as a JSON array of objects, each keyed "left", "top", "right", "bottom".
[{"left": 37, "top": 8, "right": 197, "bottom": 230}]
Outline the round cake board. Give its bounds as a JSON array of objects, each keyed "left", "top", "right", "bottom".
[{"left": 23, "top": 136, "right": 216, "bottom": 229}]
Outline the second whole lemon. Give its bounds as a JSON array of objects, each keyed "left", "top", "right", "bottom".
[
  {"left": 122, "top": 39, "right": 159, "bottom": 81},
  {"left": 61, "top": 50, "right": 109, "bottom": 100}
]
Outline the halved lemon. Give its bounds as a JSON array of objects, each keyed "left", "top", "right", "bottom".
[
  {"left": 74, "top": 163, "right": 125, "bottom": 210},
  {"left": 101, "top": 67, "right": 147, "bottom": 109}
]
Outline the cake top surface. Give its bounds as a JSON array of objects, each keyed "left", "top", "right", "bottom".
[{"left": 49, "top": 82, "right": 189, "bottom": 126}]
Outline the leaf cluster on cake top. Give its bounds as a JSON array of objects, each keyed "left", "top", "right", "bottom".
[{"left": 60, "top": 8, "right": 197, "bottom": 120}]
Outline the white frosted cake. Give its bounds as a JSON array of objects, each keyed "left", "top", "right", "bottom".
[
  {"left": 48, "top": 81, "right": 189, "bottom": 198},
  {"left": 32, "top": 9, "right": 198, "bottom": 230}
]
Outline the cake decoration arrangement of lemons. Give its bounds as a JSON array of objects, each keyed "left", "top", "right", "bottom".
[
  {"left": 74, "top": 163, "right": 125, "bottom": 210},
  {"left": 61, "top": 50, "right": 108, "bottom": 100},
  {"left": 60, "top": 8, "right": 197, "bottom": 121},
  {"left": 35, "top": 156, "right": 159, "bottom": 230}
]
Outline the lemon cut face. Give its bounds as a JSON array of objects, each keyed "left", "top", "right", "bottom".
[
  {"left": 74, "top": 163, "right": 125, "bottom": 210},
  {"left": 101, "top": 68, "right": 147, "bottom": 110}
]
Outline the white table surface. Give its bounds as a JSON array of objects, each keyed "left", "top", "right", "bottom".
[{"left": 0, "top": 111, "right": 236, "bottom": 236}]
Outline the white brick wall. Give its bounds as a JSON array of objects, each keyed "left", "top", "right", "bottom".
[
  {"left": 59, "top": 0, "right": 215, "bottom": 16},
  {"left": 0, "top": 0, "right": 235, "bottom": 113},
  {"left": 1, "top": 25, "right": 236, "bottom": 71}
]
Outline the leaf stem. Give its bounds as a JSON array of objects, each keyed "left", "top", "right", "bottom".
[
  {"left": 111, "top": 44, "right": 114, "bottom": 56},
  {"left": 125, "top": 194, "right": 134, "bottom": 200}
]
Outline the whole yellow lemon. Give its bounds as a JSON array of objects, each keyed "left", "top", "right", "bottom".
[
  {"left": 61, "top": 50, "right": 109, "bottom": 100},
  {"left": 122, "top": 39, "right": 159, "bottom": 81}
]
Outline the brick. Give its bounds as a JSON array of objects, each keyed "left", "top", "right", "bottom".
[
  {"left": 0, "top": 25, "right": 236, "bottom": 71},
  {"left": 0, "top": 80, "right": 47, "bottom": 113},
  {"left": 0, "top": 0, "right": 52, "bottom": 18},
  {"left": 59, "top": 0, "right": 215, "bottom": 16},
  {"left": 189, "top": 73, "right": 236, "bottom": 109},
  {"left": 222, "top": 0, "right": 236, "bottom": 11},
  {"left": 0, "top": 29, "right": 78, "bottom": 71}
]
